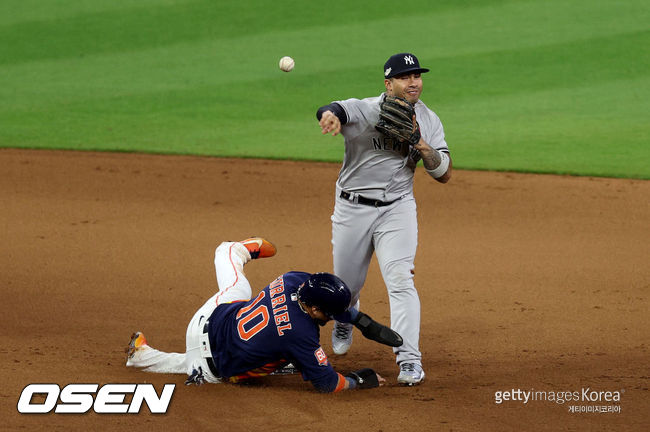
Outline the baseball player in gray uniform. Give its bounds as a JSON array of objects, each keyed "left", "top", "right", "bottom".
[{"left": 316, "top": 53, "right": 452, "bottom": 385}]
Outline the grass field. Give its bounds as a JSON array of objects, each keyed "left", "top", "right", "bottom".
[{"left": 1, "top": 0, "right": 648, "bottom": 178}]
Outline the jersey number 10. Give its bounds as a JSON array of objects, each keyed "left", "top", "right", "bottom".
[{"left": 236, "top": 291, "right": 269, "bottom": 341}]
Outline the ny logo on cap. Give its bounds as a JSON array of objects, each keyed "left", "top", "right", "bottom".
[{"left": 404, "top": 55, "right": 415, "bottom": 65}]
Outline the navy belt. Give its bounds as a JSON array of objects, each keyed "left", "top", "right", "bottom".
[
  {"left": 202, "top": 321, "right": 220, "bottom": 378},
  {"left": 340, "top": 191, "right": 398, "bottom": 207}
]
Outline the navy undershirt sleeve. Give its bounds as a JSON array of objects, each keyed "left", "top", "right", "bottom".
[
  {"left": 316, "top": 102, "right": 347, "bottom": 125},
  {"left": 310, "top": 371, "right": 341, "bottom": 393}
]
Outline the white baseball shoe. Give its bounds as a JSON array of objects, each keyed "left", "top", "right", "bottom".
[
  {"left": 397, "top": 362, "right": 425, "bottom": 386},
  {"left": 331, "top": 321, "right": 353, "bottom": 355}
]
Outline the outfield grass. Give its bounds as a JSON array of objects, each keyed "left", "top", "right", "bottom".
[{"left": 1, "top": 0, "right": 648, "bottom": 178}]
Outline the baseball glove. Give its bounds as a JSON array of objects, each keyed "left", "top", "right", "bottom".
[
  {"left": 375, "top": 96, "right": 421, "bottom": 146},
  {"left": 346, "top": 368, "right": 380, "bottom": 389}
]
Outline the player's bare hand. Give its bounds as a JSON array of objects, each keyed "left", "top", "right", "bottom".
[
  {"left": 319, "top": 110, "right": 341, "bottom": 136},
  {"left": 376, "top": 373, "right": 386, "bottom": 386},
  {"left": 413, "top": 139, "right": 433, "bottom": 157}
]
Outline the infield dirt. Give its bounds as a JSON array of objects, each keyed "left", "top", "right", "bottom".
[{"left": 2, "top": 149, "right": 648, "bottom": 431}]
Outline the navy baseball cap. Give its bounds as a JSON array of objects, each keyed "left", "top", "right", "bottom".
[{"left": 383, "top": 53, "right": 429, "bottom": 79}]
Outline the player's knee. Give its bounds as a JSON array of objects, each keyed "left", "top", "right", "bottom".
[
  {"left": 214, "top": 242, "right": 229, "bottom": 256},
  {"left": 383, "top": 262, "right": 415, "bottom": 291},
  {"left": 215, "top": 241, "right": 239, "bottom": 258}
]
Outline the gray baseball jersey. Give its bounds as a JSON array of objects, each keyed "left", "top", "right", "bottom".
[
  {"left": 329, "top": 92, "right": 450, "bottom": 366},
  {"left": 334, "top": 92, "right": 449, "bottom": 201}
]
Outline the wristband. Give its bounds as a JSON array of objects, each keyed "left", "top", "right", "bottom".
[
  {"left": 345, "top": 376, "right": 358, "bottom": 389},
  {"left": 425, "top": 151, "right": 450, "bottom": 179}
]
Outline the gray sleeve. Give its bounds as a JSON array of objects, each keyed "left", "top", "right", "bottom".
[
  {"left": 335, "top": 98, "right": 366, "bottom": 125},
  {"left": 430, "top": 119, "right": 448, "bottom": 153},
  {"left": 420, "top": 108, "right": 449, "bottom": 154}
]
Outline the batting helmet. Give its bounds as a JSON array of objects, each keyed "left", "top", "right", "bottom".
[{"left": 297, "top": 273, "right": 351, "bottom": 318}]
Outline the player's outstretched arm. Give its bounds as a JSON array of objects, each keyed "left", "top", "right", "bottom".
[
  {"left": 318, "top": 110, "right": 341, "bottom": 136},
  {"left": 334, "top": 308, "right": 404, "bottom": 348},
  {"left": 353, "top": 312, "right": 404, "bottom": 347},
  {"left": 312, "top": 370, "right": 386, "bottom": 392},
  {"left": 316, "top": 103, "right": 347, "bottom": 136}
]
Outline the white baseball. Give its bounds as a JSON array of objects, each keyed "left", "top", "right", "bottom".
[{"left": 279, "top": 56, "right": 294, "bottom": 72}]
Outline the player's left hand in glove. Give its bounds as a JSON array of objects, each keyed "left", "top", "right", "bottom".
[
  {"left": 353, "top": 312, "right": 403, "bottom": 347},
  {"left": 345, "top": 368, "right": 383, "bottom": 389},
  {"left": 375, "top": 96, "right": 421, "bottom": 146}
]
